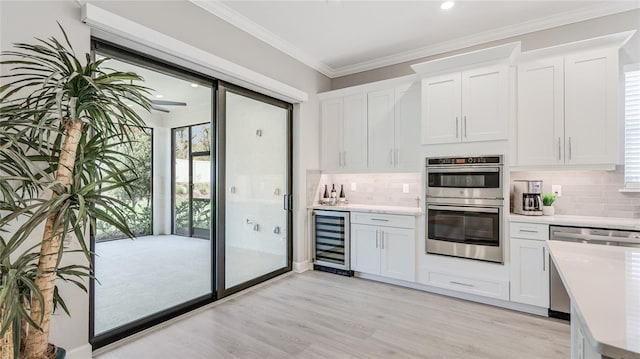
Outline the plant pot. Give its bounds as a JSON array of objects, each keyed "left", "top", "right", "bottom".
[{"left": 542, "top": 206, "right": 555, "bottom": 216}]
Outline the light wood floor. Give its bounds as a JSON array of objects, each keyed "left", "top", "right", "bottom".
[{"left": 95, "top": 271, "right": 570, "bottom": 358}]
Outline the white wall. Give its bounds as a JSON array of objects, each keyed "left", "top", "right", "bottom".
[{"left": 1, "top": 0, "right": 330, "bottom": 355}]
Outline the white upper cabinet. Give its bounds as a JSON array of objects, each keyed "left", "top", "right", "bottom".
[
  {"left": 320, "top": 98, "right": 343, "bottom": 171},
  {"left": 516, "top": 47, "right": 619, "bottom": 166},
  {"left": 421, "top": 73, "right": 461, "bottom": 144},
  {"left": 462, "top": 65, "right": 508, "bottom": 142},
  {"left": 517, "top": 57, "right": 565, "bottom": 165},
  {"left": 320, "top": 77, "right": 421, "bottom": 172},
  {"left": 368, "top": 82, "right": 422, "bottom": 170},
  {"left": 320, "top": 94, "right": 367, "bottom": 171},
  {"left": 421, "top": 65, "right": 508, "bottom": 145},
  {"left": 368, "top": 88, "right": 396, "bottom": 169},
  {"left": 394, "top": 82, "right": 421, "bottom": 170},
  {"left": 564, "top": 48, "right": 618, "bottom": 165}
]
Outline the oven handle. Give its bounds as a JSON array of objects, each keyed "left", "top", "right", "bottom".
[
  {"left": 427, "top": 167, "right": 500, "bottom": 173},
  {"left": 427, "top": 205, "right": 500, "bottom": 214}
]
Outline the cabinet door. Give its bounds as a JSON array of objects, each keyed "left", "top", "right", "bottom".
[
  {"left": 320, "top": 98, "right": 343, "bottom": 170},
  {"left": 342, "top": 94, "right": 368, "bottom": 170},
  {"left": 517, "top": 57, "right": 565, "bottom": 165},
  {"left": 380, "top": 227, "right": 415, "bottom": 282},
  {"left": 351, "top": 224, "right": 381, "bottom": 275},
  {"left": 394, "top": 82, "right": 421, "bottom": 170},
  {"left": 368, "top": 89, "right": 396, "bottom": 170},
  {"left": 421, "top": 73, "right": 461, "bottom": 144},
  {"left": 565, "top": 48, "right": 618, "bottom": 165},
  {"left": 461, "top": 65, "right": 508, "bottom": 142},
  {"left": 510, "top": 238, "right": 549, "bottom": 307}
]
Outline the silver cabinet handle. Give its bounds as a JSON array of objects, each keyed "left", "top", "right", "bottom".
[
  {"left": 542, "top": 247, "right": 546, "bottom": 271},
  {"left": 464, "top": 116, "right": 467, "bottom": 138},
  {"left": 568, "top": 137, "right": 572, "bottom": 161},
  {"left": 450, "top": 281, "right": 474, "bottom": 287},
  {"left": 370, "top": 218, "right": 389, "bottom": 222},
  {"left": 395, "top": 148, "right": 400, "bottom": 166},
  {"left": 455, "top": 117, "right": 459, "bottom": 138},
  {"left": 557, "top": 137, "right": 561, "bottom": 161},
  {"left": 519, "top": 229, "right": 539, "bottom": 234},
  {"left": 375, "top": 230, "right": 379, "bottom": 248},
  {"left": 381, "top": 231, "right": 385, "bottom": 249}
]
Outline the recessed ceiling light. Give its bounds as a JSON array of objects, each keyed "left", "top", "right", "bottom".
[
  {"left": 190, "top": 83, "right": 199, "bottom": 88},
  {"left": 155, "top": 94, "right": 163, "bottom": 98},
  {"left": 440, "top": 1, "right": 454, "bottom": 10}
]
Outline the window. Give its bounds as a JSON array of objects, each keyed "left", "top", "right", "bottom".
[{"left": 625, "top": 65, "right": 640, "bottom": 189}]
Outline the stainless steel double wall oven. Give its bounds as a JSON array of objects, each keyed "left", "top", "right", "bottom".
[{"left": 426, "top": 156, "right": 505, "bottom": 263}]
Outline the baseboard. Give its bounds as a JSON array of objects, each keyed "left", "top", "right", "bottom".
[
  {"left": 355, "top": 272, "right": 549, "bottom": 317},
  {"left": 293, "top": 260, "right": 311, "bottom": 273},
  {"left": 66, "top": 343, "right": 92, "bottom": 359}
]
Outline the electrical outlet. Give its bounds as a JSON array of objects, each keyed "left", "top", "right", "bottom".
[
  {"left": 402, "top": 184, "right": 409, "bottom": 193},
  {"left": 351, "top": 182, "right": 357, "bottom": 191},
  {"left": 552, "top": 185, "right": 562, "bottom": 197}
]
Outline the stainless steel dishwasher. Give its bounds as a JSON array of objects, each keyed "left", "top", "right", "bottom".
[{"left": 548, "top": 225, "right": 640, "bottom": 320}]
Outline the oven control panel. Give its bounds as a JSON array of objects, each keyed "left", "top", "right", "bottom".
[{"left": 427, "top": 155, "right": 503, "bottom": 166}]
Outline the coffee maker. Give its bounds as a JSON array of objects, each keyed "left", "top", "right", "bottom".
[{"left": 513, "top": 180, "right": 543, "bottom": 216}]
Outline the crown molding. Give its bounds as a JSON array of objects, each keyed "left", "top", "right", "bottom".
[
  {"left": 331, "top": 1, "right": 640, "bottom": 77},
  {"left": 190, "top": 0, "right": 334, "bottom": 78},
  {"left": 191, "top": 1, "right": 639, "bottom": 79}
]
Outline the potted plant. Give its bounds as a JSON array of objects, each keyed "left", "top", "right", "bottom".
[
  {"left": 0, "top": 25, "right": 151, "bottom": 359},
  {"left": 542, "top": 193, "right": 557, "bottom": 216}
]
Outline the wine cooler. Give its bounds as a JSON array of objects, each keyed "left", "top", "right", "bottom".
[{"left": 312, "top": 210, "right": 352, "bottom": 276}]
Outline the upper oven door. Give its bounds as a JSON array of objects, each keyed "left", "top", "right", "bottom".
[
  {"left": 426, "top": 166, "right": 502, "bottom": 199},
  {"left": 427, "top": 204, "right": 501, "bottom": 247}
]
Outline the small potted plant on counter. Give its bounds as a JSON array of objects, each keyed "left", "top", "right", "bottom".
[{"left": 542, "top": 193, "right": 557, "bottom": 216}]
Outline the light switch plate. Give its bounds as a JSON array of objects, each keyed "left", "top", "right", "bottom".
[
  {"left": 402, "top": 184, "right": 409, "bottom": 193},
  {"left": 552, "top": 185, "right": 562, "bottom": 197},
  {"left": 351, "top": 182, "right": 357, "bottom": 191}
]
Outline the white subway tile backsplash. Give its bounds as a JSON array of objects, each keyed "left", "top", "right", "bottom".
[
  {"left": 511, "top": 167, "right": 640, "bottom": 219},
  {"left": 313, "top": 172, "right": 421, "bottom": 208}
]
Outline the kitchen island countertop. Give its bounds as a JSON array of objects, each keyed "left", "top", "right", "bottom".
[{"left": 548, "top": 241, "right": 640, "bottom": 359}]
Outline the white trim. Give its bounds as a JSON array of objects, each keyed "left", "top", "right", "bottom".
[
  {"left": 411, "top": 42, "right": 520, "bottom": 77},
  {"left": 190, "top": 1, "right": 638, "bottom": 78},
  {"left": 65, "top": 343, "right": 92, "bottom": 359},
  {"left": 618, "top": 188, "right": 640, "bottom": 193},
  {"left": 318, "top": 73, "right": 418, "bottom": 100},
  {"left": 190, "top": 0, "right": 334, "bottom": 78},
  {"left": 293, "top": 260, "right": 311, "bottom": 273},
  {"left": 81, "top": 4, "right": 308, "bottom": 104}
]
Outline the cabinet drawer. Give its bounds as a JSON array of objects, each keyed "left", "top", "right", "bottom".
[
  {"left": 510, "top": 222, "right": 549, "bottom": 241},
  {"left": 351, "top": 212, "right": 415, "bottom": 229},
  {"left": 426, "top": 271, "right": 509, "bottom": 300}
]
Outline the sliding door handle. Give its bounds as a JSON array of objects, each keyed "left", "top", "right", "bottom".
[{"left": 283, "top": 194, "right": 293, "bottom": 211}]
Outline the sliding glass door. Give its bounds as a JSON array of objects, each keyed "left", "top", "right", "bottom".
[
  {"left": 218, "top": 84, "right": 292, "bottom": 295},
  {"left": 91, "top": 42, "right": 214, "bottom": 348}
]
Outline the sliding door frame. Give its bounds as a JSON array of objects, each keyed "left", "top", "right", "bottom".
[
  {"left": 90, "top": 39, "right": 218, "bottom": 350},
  {"left": 216, "top": 82, "right": 293, "bottom": 298}
]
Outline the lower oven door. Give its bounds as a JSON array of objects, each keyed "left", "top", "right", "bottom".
[{"left": 426, "top": 204, "right": 503, "bottom": 263}]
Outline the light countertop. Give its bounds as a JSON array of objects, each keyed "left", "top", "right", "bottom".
[
  {"left": 510, "top": 214, "right": 640, "bottom": 231},
  {"left": 310, "top": 204, "right": 422, "bottom": 216},
  {"left": 547, "top": 241, "right": 640, "bottom": 359}
]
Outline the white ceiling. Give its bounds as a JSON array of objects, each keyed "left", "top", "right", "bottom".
[{"left": 192, "top": 0, "right": 640, "bottom": 78}]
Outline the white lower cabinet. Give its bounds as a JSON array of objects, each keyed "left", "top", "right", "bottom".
[
  {"left": 510, "top": 222, "right": 549, "bottom": 308},
  {"left": 351, "top": 213, "right": 416, "bottom": 282}
]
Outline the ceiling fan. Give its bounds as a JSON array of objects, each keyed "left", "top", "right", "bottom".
[{"left": 150, "top": 99, "right": 187, "bottom": 113}]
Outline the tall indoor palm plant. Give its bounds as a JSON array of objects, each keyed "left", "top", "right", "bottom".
[{"left": 0, "top": 25, "right": 151, "bottom": 359}]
